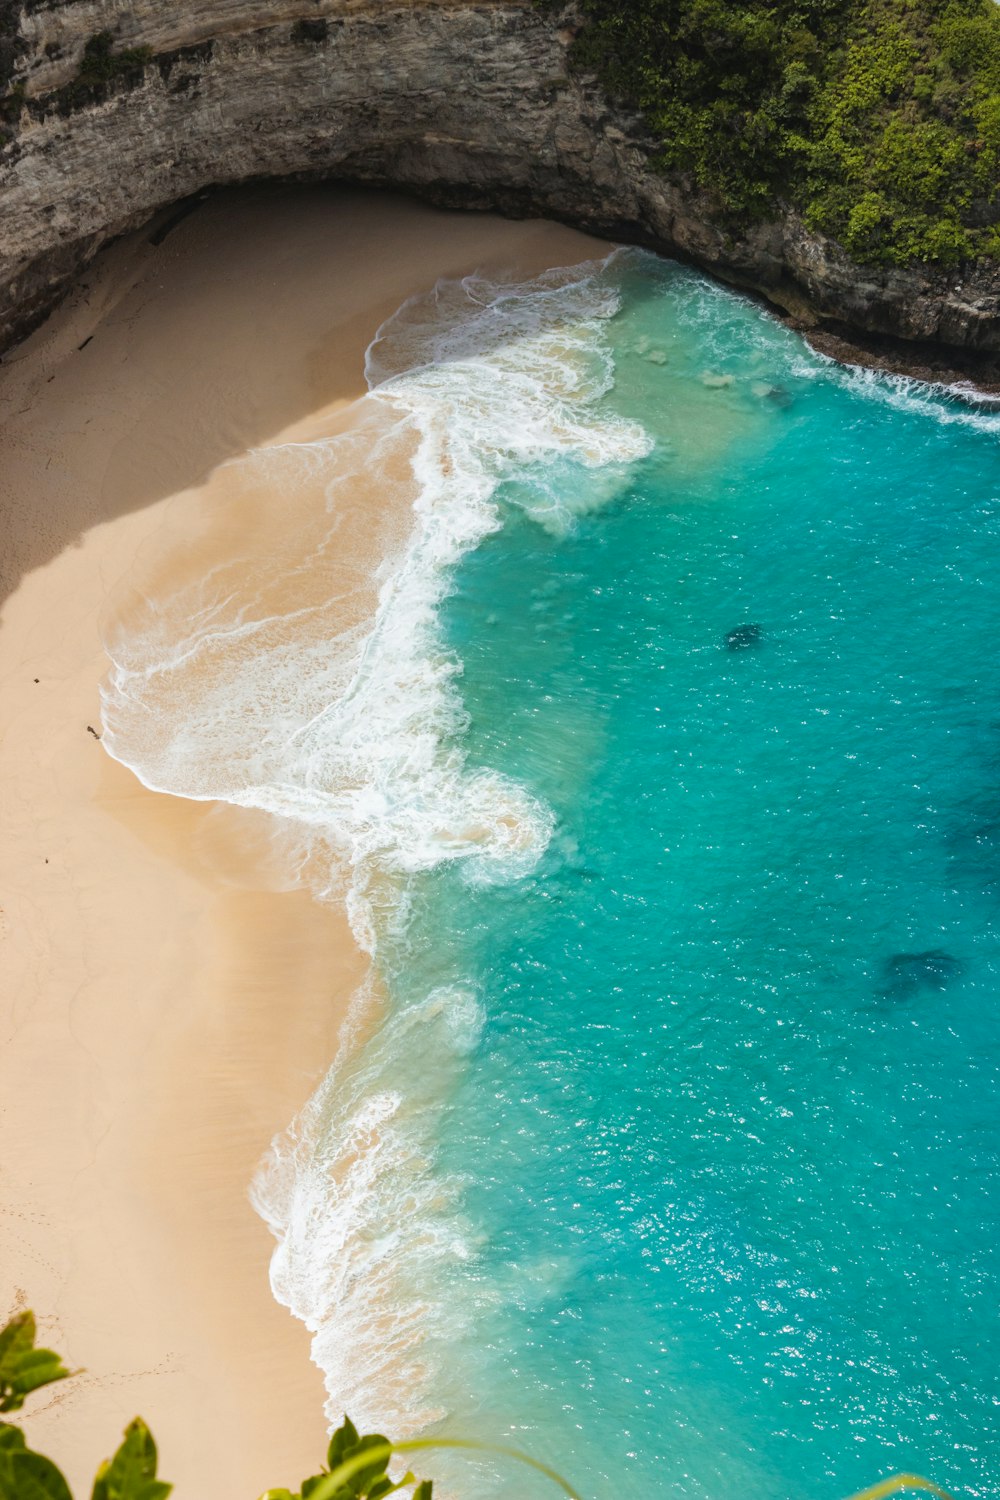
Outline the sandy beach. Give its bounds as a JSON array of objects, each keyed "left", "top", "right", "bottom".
[{"left": 0, "top": 186, "right": 605, "bottom": 1498}]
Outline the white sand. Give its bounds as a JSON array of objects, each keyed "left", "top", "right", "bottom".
[{"left": 0, "top": 185, "right": 607, "bottom": 1497}]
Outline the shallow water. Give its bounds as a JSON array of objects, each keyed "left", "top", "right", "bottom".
[{"left": 103, "top": 250, "right": 1000, "bottom": 1499}]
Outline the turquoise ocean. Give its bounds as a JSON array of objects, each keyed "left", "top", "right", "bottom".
[{"left": 103, "top": 250, "right": 1000, "bottom": 1500}]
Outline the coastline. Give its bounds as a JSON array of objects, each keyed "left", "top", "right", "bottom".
[{"left": 0, "top": 186, "right": 607, "bottom": 1497}]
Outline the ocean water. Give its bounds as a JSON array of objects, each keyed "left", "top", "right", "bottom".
[{"left": 102, "top": 250, "right": 1000, "bottom": 1500}]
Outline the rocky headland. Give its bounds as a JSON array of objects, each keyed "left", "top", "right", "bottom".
[{"left": 1, "top": 0, "right": 998, "bottom": 382}]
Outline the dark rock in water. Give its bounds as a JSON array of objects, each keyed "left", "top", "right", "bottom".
[
  {"left": 724, "top": 623, "right": 763, "bottom": 651},
  {"left": 881, "top": 950, "right": 964, "bottom": 1000},
  {"left": 764, "top": 384, "right": 793, "bottom": 409}
]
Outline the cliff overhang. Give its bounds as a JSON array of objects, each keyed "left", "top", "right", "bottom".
[{"left": 1, "top": 0, "right": 998, "bottom": 382}]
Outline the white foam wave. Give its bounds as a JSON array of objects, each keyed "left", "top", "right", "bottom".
[
  {"left": 100, "top": 253, "right": 652, "bottom": 1429},
  {"left": 810, "top": 357, "right": 1000, "bottom": 435},
  {"left": 251, "top": 982, "right": 487, "bottom": 1436},
  {"left": 102, "top": 254, "right": 650, "bottom": 943}
]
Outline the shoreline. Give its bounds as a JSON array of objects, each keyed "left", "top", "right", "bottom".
[{"left": 0, "top": 185, "right": 606, "bottom": 1497}]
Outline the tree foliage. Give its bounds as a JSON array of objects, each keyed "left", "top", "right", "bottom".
[
  {"left": 0, "top": 1312, "right": 71, "bottom": 1414},
  {"left": 563, "top": 0, "right": 1000, "bottom": 266}
]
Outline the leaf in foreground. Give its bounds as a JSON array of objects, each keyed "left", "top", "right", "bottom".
[
  {"left": 0, "top": 1420, "right": 72, "bottom": 1500},
  {"left": 0, "top": 1312, "right": 72, "bottom": 1413},
  {"left": 91, "top": 1417, "right": 172, "bottom": 1500}
]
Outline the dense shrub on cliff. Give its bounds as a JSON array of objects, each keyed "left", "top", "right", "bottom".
[{"left": 564, "top": 0, "right": 1000, "bottom": 266}]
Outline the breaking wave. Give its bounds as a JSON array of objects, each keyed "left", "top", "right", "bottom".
[{"left": 100, "top": 252, "right": 652, "bottom": 1427}]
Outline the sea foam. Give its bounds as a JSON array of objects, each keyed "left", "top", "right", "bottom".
[
  {"left": 100, "top": 254, "right": 653, "bottom": 1429},
  {"left": 102, "top": 255, "right": 650, "bottom": 943}
]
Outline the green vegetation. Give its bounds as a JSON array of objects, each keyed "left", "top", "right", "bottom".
[
  {"left": 0, "top": 1307, "right": 963, "bottom": 1499},
  {"left": 74, "top": 33, "right": 153, "bottom": 89},
  {"left": 1, "top": 1310, "right": 169, "bottom": 1500},
  {"left": 562, "top": 0, "right": 1000, "bottom": 265},
  {"left": 0, "top": 76, "right": 21, "bottom": 144},
  {"left": 53, "top": 32, "right": 153, "bottom": 113},
  {"left": 0, "top": 1311, "right": 71, "bottom": 1413},
  {"left": 1, "top": 29, "right": 154, "bottom": 135}
]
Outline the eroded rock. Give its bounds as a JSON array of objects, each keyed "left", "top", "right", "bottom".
[{"left": 0, "top": 1, "right": 998, "bottom": 365}]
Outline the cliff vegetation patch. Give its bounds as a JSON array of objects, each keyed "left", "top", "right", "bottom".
[
  {"left": 51, "top": 31, "right": 154, "bottom": 113},
  {"left": 563, "top": 0, "right": 1000, "bottom": 267}
]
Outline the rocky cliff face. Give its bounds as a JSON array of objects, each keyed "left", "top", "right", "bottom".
[{"left": 1, "top": 0, "right": 998, "bottom": 369}]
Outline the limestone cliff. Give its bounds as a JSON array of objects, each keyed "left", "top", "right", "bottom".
[{"left": 1, "top": 0, "right": 998, "bottom": 369}]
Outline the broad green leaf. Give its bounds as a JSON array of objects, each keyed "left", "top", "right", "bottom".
[
  {"left": 0, "top": 1421, "right": 25, "bottom": 1500},
  {"left": 344, "top": 1435, "right": 391, "bottom": 1493},
  {"left": 0, "top": 1313, "right": 71, "bottom": 1413},
  {"left": 412, "top": 1484, "right": 433, "bottom": 1500},
  {"left": 11, "top": 1351, "right": 74, "bottom": 1399},
  {"left": 4, "top": 1448, "right": 73, "bottom": 1500},
  {"left": 0, "top": 1313, "right": 35, "bottom": 1364},
  {"left": 368, "top": 1475, "right": 417, "bottom": 1500},
  {"left": 326, "top": 1417, "right": 359, "bottom": 1473},
  {"left": 91, "top": 1418, "right": 171, "bottom": 1500},
  {"left": 257, "top": 1491, "right": 299, "bottom": 1500}
]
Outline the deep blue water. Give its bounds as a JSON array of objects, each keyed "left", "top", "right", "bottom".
[{"left": 394, "top": 259, "right": 1000, "bottom": 1499}]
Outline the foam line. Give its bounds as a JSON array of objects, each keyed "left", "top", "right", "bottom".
[{"left": 100, "top": 253, "right": 653, "bottom": 1429}]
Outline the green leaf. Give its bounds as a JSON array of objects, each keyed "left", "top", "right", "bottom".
[
  {"left": 319, "top": 1418, "right": 392, "bottom": 1498},
  {"left": 0, "top": 1313, "right": 71, "bottom": 1413},
  {"left": 0, "top": 1427, "right": 72, "bottom": 1500},
  {"left": 412, "top": 1484, "right": 433, "bottom": 1500},
  {"left": 91, "top": 1418, "right": 171, "bottom": 1500},
  {"left": 344, "top": 1435, "right": 391, "bottom": 1493},
  {"left": 0, "top": 1422, "right": 25, "bottom": 1500},
  {"left": 363, "top": 1471, "right": 419, "bottom": 1500},
  {"left": 367, "top": 1478, "right": 405, "bottom": 1500},
  {"left": 0, "top": 1315, "right": 34, "bottom": 1371},
  {"left": 257, "top": 1491, "right": 299, "bottom": 1500},
  {"left": 326, "top": 1417, "right": 359, "bottom": 1473},
  {"left": 6, "top": 1449, "right": 73, "bottom": 1500}
]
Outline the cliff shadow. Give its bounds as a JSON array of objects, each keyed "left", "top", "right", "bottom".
[{"left": 0, "top": 180, "right": 607, "bottom": 610}]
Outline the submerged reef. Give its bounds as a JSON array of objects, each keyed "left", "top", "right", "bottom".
[
  {"left": 0, "top": 0, "right": 998, "bottom": 374},
  {"left": 725, "top": 623, "right": 765, "bottom": 651},
  {"left": 880, "top": 949, "right": 965, "bottom": 999}
]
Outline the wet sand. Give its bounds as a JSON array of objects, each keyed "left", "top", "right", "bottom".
[{"left": 0, "top": 185, "right": 605, "bottom": 1497}]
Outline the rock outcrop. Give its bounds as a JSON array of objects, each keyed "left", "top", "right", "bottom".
[{"left": 1, "top": 0, "right": 998, "bottom": 369}]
